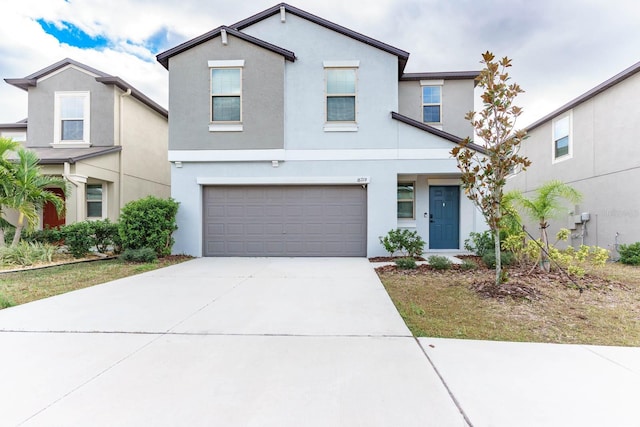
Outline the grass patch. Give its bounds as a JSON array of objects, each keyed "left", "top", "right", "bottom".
[
  {"left": 379, "top": 262, "right": 640, "bottom": 346},
  {"left": 0, "top": 256, "right": 191, "bottom": 308}
]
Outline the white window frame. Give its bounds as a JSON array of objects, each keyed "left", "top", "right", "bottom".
[
  {"left": 323, "top": 60, "right": 359, "bottom": 132},
  {"left": 552, "top": 112, "right": 572, "bottom": 163},
  {"left": 53, "top": 91, "right": 91, "bottom": 148},
  {"left": 420, "top": 80, "right": 443, "bottom": 128},
  {"left": 209, "top": 60, "right": 244, "bottom": 132},
  {"left": 397, "top": 181, "right": 416, "bottom": 220},
  {"left": 86, "top": 183, "right": 104, "bottom": 219}
]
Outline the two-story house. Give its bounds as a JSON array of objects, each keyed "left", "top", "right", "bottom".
[
  {"left": 157, "top": 3, "right": 486, "bottom": 257},
  {"left": 507, "top": 60, "right": 640, "bottom": 254},
  {"left": 2, "top": 58, "right": 170, "bottom": 229}
]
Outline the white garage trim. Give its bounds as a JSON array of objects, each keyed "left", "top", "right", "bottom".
[{"left": 196, "top": 176, "right": 370, "bottom": 185}]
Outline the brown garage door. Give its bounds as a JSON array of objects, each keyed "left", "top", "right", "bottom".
[{"left": 203, "top": 185, "right": 367, "bottom": 256}]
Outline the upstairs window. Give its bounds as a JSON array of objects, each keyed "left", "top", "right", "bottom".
[
  {"left": 422, "top": 83, "right": 442, "bottom": 124},
  {"left": 553, "top": 114, "right": 571, "bottom": 161},
  {"left": 54, "top": 92, "right": 90, "bottom": 146},
  {"left": 397, "top": 182, "right": 415, "bottom": 219},
  {"left": 208, "top": 60, "right": 244, "bottom": 132},
  {"left": 211, "top": 68, "right": 242, "bottom": 122},
  {"left": 326, "top": 68, "right": 357, "bottom": 122}
]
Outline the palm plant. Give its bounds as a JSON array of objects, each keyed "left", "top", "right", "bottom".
[
  {"left": 4, "top": 148, "right": 67, "bottom": 246},
  {"left": 0, "top": 137, "right": 19, "bottom": 247},
  {"left": 507, "top": 180, "right": 582, "bottom": 271}
]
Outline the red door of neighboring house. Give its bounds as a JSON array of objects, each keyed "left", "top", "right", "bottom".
[{"left": 43, "top": 188, "right": 66, "bottom": 229}]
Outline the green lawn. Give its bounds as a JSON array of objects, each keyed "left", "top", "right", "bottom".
[
  {"left": 379, "top": 262, "right": 640, "bottom": 346},
  {"left": 0, "top": 256, "right": 190, "bottom": 308}
]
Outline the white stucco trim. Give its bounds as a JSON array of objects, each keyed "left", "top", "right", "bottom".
[
  {"left": 208, "top": 124, "right": 243, "bottom": 132},
  {"left": 323, "top": 60, "right": 360, "bottom": 68},
  {"left": 323, "top": 123, "right": 358, "bottom": 132},
  {"left": 207, "top": 60, "right": 245, "bottom": 68},
  {"left": 420, "top": 79, "right": 444, "bottom": 86},
  {"left": 169, "top": 149, "right": 454, "bottom": 162},
  {"left": 196, "top": 176, "right": 370, "bottom": 185}
]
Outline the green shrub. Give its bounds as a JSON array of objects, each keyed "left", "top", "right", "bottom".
[
  {"left": 395, "top": 257, "right": 417, "bottom": 269},
  {"left": 23, "top": 226, "right": 63, "bottom": 245},
  {"left": 0, "top": 241, "right": 56, "bottom": 266},
  {"left": 90, "top": 219, "right": 120, "bottom": 254},
  {"left": 379, "top": 229, "right": 425, "bottom": 258},
  {"left": 120, "top": 247, "right": 158, "bottom": 263},
  {"left": 118, "top": 196, "right": 179, "bottom": 257},
  {"left": 460, "top": 259, "right": 478, "bottom": 271},
  {"left": 618, "top": 242, "right": 640, "bottom": 265},
  {"left": 482, "top": 251, "right": 515, "bottom": 269},
  {"left": 60, "top": 221, "right": 94, "bottom": 258},
  {"left": 464, "top": 231, "right": 494, "bottom": 257},
  {"left": 427, "top": 255, "right": 452, "bottom": 270}
]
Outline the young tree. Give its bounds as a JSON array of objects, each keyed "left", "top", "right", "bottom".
[
  {"left": 507, "top": 180, "right": 582, "bottom": 271},
  {"left": 0, "top": 137, "right": 20, "bottom": 247},
  {"left": 451, "top": 52, "right": 531, "bottom": 285},
  {"left": 5, "top": 148, "right": 66, "bottom": 246}
]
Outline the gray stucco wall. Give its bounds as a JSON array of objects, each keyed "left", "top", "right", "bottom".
[
  {"left": 398, "top": 79, "right": 474, "bottom": 139},
  {"left": 507, "top": 71, "right": 640, "bottom": 253},
  {"left": 168, "top": 34, "right": 285, "bottom": 150},
  {"left": 26, "top": 67, "right": 114, "bottom": 147}
]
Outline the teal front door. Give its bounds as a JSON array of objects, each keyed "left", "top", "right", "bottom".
[{"left": 429, "top": 186, "right": 460, "bottom": 249}]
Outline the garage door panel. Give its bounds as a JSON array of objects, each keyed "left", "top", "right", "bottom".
[{"left": 203, "top": 185, "right": 366, "bottom": 256}]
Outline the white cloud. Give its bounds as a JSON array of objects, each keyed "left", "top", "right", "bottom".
[{"left": 1, "top": 0, "right": 639, "bottom": 128}]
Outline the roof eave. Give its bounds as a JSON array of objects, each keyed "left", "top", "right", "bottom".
[
  {"left": 527, "top": 60, "right": 640, "bottom": 132},
  {"left": 231, "top": 3, "right": 410, "bottom": 74},
  {"left": 391, "top": 112, "right": 486, "bottom": 154},
  {"left": 156, "top": 26, "right": 296, "bottom": 70},
  {"left": 4, "top": 78, "right": 37, "bottom": 91},
  {"left": 96, "top": 76, "right": 168, "bottom": 118}
]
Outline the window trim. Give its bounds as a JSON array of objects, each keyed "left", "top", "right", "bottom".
[
  {"left": 420, "top": 80, "right": 443, "bottom": 126},
  {"left": 552, "top": 112, "right": 572, "bottom": 163},
  {"left": 323, "top": 61, "right": 359, "bottom": 131},
  {"left": 397, "top": 181, "right": 416, "bottom": 220},
  {"left": 208, "top": 60, "right": 244, "bottom": 132},
  {"left": 53, "top": 91, "right": 91, "bottom": 148},
  {"left": 86, "top": 183, "right": 104, "bottom": 219}
]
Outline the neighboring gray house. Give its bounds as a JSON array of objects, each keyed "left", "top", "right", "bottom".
[
  {"left": 507, "top": 60, "right": 640, "bottom": 254},
  {"left": 2, "top": 58, "right": 170, "bottom": 228},
  {"left": 157, "top": 3, "right": 486, "bottom": 257}
]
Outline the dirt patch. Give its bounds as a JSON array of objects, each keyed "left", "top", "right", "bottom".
[
  {"left": 369, "top": 256, "right": 426, "bottom": 262},
  {"left": 470, "top": 279, "right": 543, "bottom": 301}
]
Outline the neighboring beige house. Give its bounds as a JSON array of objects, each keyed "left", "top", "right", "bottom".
[
  {"left": 2, "top": 58, "right": 170, "bottom": 229},
  {"left": 507, "top": 60, "right": 640, "bottom": 255}
]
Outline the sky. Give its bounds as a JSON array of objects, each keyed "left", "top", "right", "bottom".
[{"left": 1, "top": 0, "right": 638, "bottom": 129}]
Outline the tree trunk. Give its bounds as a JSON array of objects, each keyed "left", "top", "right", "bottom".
[
  {"left": 494, "top": 228, "right": 502, "bottom": 286},
  {"left": 0, "top": 228, "right": 5, "bottom": 248},
  {"left": 540, "top": 221, "right": 550, "bottom": 272},
  {"left": 11, "top": 213, "right": 24, "bottom": 247}
]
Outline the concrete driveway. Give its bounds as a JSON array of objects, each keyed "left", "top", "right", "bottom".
[{"left": 1, "top": 257, "right": 639, "bottom": 426}]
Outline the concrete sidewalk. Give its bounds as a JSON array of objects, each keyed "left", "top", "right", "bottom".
[{"left": 1, "top": 257, "right": 639, "bottom": 426}]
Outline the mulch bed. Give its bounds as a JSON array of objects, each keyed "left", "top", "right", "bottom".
[{"left": 373, "top": 256, "right": 624, "bottom": 300}]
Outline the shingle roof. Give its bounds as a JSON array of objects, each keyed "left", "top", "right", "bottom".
[
  {"left": 231, "top": 3, "right": 409, "bottom": 74},
  {"left": 400, "top": 71, "right": 480, "bottom": 85},
  {"left": 4, "top": 58, "right": 167, "bottom": 118},
  {"left": 7, "top": 146, "right": 122, "bottom": 165},
  {"left": 156, "top": 3, "right": 410, "bottom": 74},
  {"left": 527, "top": 59, "right": 640, "bottom": 131},
  {"left": 391, "top": 112, "right": 486, "bottom": 154},
  {"left": 156, "top": 25, "right": 296, "bottom": 69}
]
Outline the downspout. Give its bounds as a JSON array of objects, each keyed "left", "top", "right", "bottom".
[{"left": 118, "top": 88, "right": 132, "bottom": 211}]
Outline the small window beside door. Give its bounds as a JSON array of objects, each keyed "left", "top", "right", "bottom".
[
  {"left": 86, "top": 184, "right": 103, "bottom": 218},
  {"left": 397, "top": 182, "right": 415, "bottom": 219}
]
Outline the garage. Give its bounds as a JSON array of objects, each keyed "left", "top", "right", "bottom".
[{"left": 203, "top": 185, "right": 367, "bottom": 256}]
